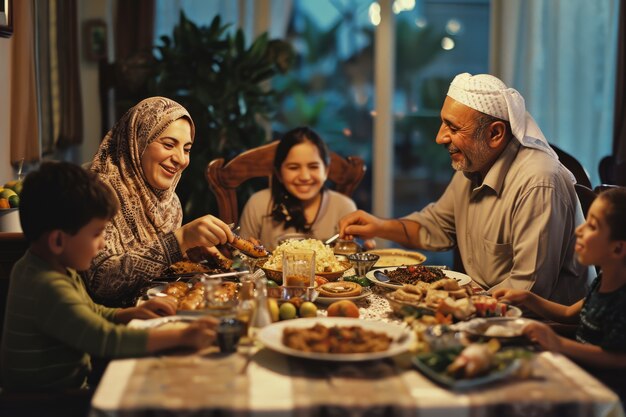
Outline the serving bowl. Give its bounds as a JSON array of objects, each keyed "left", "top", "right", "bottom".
[
  {"left": 261, "top": 261, "right": 352, "bottom": 284},
  {"left": 347, "top": 252, "right": 380, "bottom": 277}
]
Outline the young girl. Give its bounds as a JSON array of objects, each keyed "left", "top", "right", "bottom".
[
  {"left": 493, "top": 187, "right": 626, "bottom": 369},
  {"left": 239, "top": 127, "right": 360, "bottom": 250}
]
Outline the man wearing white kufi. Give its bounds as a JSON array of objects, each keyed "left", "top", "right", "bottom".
[{"left": 340, "top": 73, "right": 593, "bottom": 304}]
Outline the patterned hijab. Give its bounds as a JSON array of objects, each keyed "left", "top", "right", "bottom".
[{"left": 90, "top": 97, "right": 196, "bottom": 246}]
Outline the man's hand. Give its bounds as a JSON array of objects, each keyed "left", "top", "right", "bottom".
[
  {"left": 339, "top": 210, "right": 384, "bottom": 240},
  {"left": 492, "top": 288, "right": 531, "bottom": 306}
]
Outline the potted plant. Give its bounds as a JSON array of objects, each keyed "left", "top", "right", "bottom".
[{"left": 131, "top": 13, "right": 294, "bottom": 221}]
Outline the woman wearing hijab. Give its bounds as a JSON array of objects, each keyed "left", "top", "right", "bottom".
[{"left": 82, "top": 97, "right": 233, "bottom": 307}]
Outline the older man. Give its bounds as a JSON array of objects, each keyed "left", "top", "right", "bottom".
[{"left": 340, "top": 73, "right": 593, "bottom": 304}]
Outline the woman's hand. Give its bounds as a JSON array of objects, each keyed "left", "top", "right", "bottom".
[
  {"left": 175, "top": 215, "right": 233, "bottom": 254},
  {"left": 492, "top": 288, "right": 531, "bottom": 306},
  {"left": 523, "top": 321, "right": 563, "bottom": 352}
]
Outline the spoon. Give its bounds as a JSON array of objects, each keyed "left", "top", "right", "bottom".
[{"left": 373, "top": 270, "right": 403, "bottom": 286}]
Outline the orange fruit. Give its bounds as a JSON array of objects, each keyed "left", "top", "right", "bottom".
[
  {"left": 0, "top": 198, "right": 10, "bottom": 209},
  {"left": 326, "top": 300, "right": 360, "bottom": 318}
]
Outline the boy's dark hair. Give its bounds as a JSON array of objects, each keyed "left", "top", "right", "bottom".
[
  {"left": 270, "top": 126, "right": 330, "bottom": 232},
  {"left": 598, "top": 187, "right": 626, "bottom": 241},
  {"left": 19, "top": 161, "right": 119, "bottom": 242}
]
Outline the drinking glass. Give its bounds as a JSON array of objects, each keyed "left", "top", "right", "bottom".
[{"left": 282, "top": 249, "right": 315, "bottom": 289}]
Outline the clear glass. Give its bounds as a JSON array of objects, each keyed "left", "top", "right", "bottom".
[
  {"left": 236, "top": 274, "right": 256, "bottom": 338},
  {"left": 282, "top": 249, "right": 315, "bottom": 288},
  {"left": 248, "top": 276, "right": 272, "bottom": 339},
  {"left": 200, "top": 275, "right": 223, "bottom": 308},
  {"left": 333, "top": 239, "right": 361, "bottom": 256}
]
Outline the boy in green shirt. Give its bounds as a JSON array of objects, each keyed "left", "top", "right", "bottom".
[{"left": 1, "top": 162, "right": 218, "bottom": 391}]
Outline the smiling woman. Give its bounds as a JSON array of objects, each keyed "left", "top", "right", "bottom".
[{"left": 81, "top": 97, "right": 234, "bottom": 307}]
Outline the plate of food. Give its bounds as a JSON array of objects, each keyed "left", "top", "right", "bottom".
[
  {"left": 257, "top": 317, "right": 415, "bottom": 361},
  {"left": 365, "top": 249, "right": 426, "bottom": 268},
  {"left": 366, "top": 266, "right": 472, "bottom": 289},
  {"left": 456, "top": 317, "right": 531, "bottom": 340},
  {"left": 143, "top": 280, "right": 239, "bottom": 315},
  {"left": 315, "top": 286, "right": 373, "bottom": 305},
  {"left": 412, "top": 340, "right": 532, "bottom": 390}
]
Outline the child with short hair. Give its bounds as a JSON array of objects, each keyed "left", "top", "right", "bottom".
[
  {"left": 1, "top": 161, "right": 218, "bottom": 391},
  {"left": 493, "top": 187, "right": 626, "bottom": 369}
]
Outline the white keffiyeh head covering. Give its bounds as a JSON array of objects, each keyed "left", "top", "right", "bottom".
[{"left": 447, "top": 73, "right": 559, "bottom": 160}]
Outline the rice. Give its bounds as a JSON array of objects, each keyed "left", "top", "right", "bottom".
[{"left": 264, "top": 238, "right": 344, "bottom": 273}]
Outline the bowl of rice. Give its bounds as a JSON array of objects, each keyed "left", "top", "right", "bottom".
[{"left": 261, "top": 238, "right": 352, "bottom": 283}]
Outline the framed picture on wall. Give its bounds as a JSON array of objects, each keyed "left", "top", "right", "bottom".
[
  {"left": 0, "top": 0, "right": 13, "bottom": 38},
  {"left": 83, "top": 19, "right": 107, "bottom": 62}
]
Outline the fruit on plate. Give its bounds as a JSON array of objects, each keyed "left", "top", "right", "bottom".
[
  {"left": 268, "top": 298, "right": 280, "bottom": 322},
  {"left": 279, "top": 302, "right": 298, "bottom": 320},
  {"left": 299, "top": 301, "right": 318, "bottom": 318},
  {"left": 4, "top": 180, "right": 23, "bottom": 195},
  {"left": 0, "top": 180, "right": 23, "bottom": 208},
  {"left": 327, "top": 300, "right": 360, "bottom": 318}
]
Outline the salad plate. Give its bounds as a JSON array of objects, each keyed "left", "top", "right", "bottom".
[{"left": 412, "top": 350, "right": 524, "bottom": 390}]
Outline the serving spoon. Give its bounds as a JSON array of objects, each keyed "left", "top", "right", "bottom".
[
  {"left": 373, "top": 270, "right": 403, "bottom": 286},
  {"left": 324, "top": 233, "right": 340, "bottom": 245}
]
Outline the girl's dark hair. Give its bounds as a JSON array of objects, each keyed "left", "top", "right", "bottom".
[
  {"left": 597, "top": 187, "right": 626, "bottom": 240},
  {"left": 270, "top": 127, "right": 330, "bottom": 232},
  {"left": 19, "top": 161, "right": 119, "bottom": 242}
]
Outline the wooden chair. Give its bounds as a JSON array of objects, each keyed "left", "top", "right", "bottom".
[
  {"left": 206, "top": 141, "right": 366, "bottom": 224},
  {"left": 0, "top": 232, "right": 28, "bottom": 342},
  {"left": 598, "top": 155, "right": 626, "bottom": 186},
  {"left": 574, "top": 184, "right": 597, "bottom": 217}
]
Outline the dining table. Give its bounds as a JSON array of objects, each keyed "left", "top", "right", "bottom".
[{"left": 89, "top": 286, "right": 625, "bottom": 417}]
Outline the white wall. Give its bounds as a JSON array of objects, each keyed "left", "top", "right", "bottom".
[
  {"left": 0, "top": 37, "right": 13, "bottom": 184},
  {"left": 78, "top": 0, "right": 111, "bottom": 164}
]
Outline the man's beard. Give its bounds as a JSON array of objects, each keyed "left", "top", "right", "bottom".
[{"left": 449, "top": 130, "right": 491, "bottom": 173}]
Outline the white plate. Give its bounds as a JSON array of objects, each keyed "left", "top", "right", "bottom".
[
  {"left": 456, "top": 317, "right": 530, "bottom": 339},
  {"left": 314, "top": 287, "right": 373, "bottom": 305},
  {"left": 365, "top": 249, "right": 426, "bottom": 268},
  {"left": 365, "top": 267, "right": 472, "bottom": 289},
  {"left": 128, "top": 316, "right": 198, "bottom": 329},
  {"left": 257, "top": 317, "right": 415, "bottom": 361}
]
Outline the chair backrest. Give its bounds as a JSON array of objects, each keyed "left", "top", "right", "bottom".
[
  {"left": 598, "top": 155, "right": 626, "bottom": 186},
  {"left": 574, "top": 184, "right": 597, "bottom": 218},
  {"left": 550, "top": 144, "right": 592, "bottom": 189},
  {"left": 206, "top": 141, "right": 366, "bottom": 224}
]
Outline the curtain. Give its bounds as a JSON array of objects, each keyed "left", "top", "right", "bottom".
[
  {"left": 10, "top": 0, "right": 40, "bottom": 164},
  {"left": 114, "top": 0, "right": 155, "bottom": 60},
  {"left": 614, "top": 0, "right": 625, "bottom": 165},
  {"left": 490, "top": 0, "right": 619, "bottom": 187},
  {"left": 55, "top": 0, "right": 82, "bottom": 149}
]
